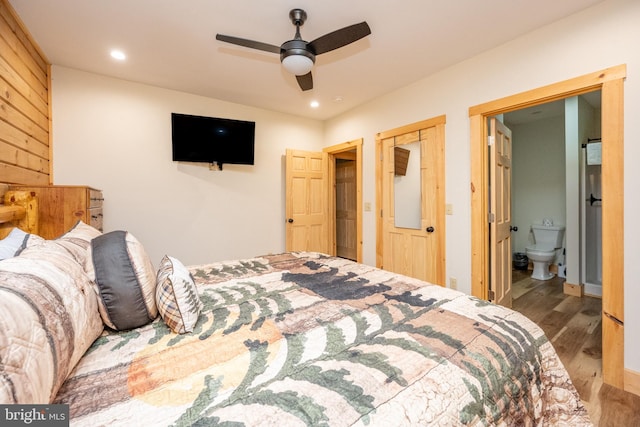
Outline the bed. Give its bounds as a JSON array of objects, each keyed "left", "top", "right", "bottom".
[{"left": 0, "top": 203, "right": 591, "bottom": 425}]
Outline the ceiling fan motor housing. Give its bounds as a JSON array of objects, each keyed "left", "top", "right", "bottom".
[
  {"left": 280, "top": 39, "right": 315, "bottom": 63},
  {"left": 281, "top": 9, "right": 315, "bottom": 69}
]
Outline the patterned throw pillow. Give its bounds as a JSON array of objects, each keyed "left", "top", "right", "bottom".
[{"left": 156, "top": 255, "right": 202, "bottom": 334}]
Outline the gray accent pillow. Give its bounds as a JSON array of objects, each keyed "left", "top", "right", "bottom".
[{"left": 91, "top": 230, "right": 157, "bottom": 330}]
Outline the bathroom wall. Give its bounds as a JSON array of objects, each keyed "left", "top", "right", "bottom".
[
  {"left": 565, "top": 96, "right": 600, "bottom": 288},
  {"left": 509, "top": 114, "right": 567, "bottom": 258},
  {"left": 565, "top": 97, "right": 581, "bottom": 284}
]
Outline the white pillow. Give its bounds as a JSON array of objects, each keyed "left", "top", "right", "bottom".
[
  {"left": 55, "top": 221, "right": 102, "bottom": 265},
  {"left": 0, "top": 228, "right": 44, "bottom": 260}
]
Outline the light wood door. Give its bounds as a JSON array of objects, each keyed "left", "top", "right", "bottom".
[
  {"left": 285, "top": 149, "right": 330, "bottom": 253},
  {"left": 336, "top": 159, "right": 357, "bottom": 260},
  {"left": 489, "top": 118, "right": 513, "bottom": 307},
  {"left": 379, "top": 118, "right": 445, "bottom": 285}
]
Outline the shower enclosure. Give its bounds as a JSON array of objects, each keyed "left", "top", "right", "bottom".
[{"left": 581, "top": 140, "right": 602, "bottom": 296}]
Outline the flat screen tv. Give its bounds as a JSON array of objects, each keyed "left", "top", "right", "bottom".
[{"left": 171, "top": 113, "right": 255, "bottom": 168}]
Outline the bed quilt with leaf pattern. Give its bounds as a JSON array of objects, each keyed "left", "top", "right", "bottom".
[{"left": 54, "top": 252, "right": 591, "bottom": 426}]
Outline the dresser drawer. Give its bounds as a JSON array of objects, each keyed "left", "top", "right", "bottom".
[
  {"left": 89, "top": 190, "right": 104, "bottom": 208},
  {"left": 89, "top": 207, "right": 103, "bottom": 231}
]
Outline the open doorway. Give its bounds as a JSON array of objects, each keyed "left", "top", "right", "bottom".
[
  {"left": 325, "top": 139, "right": 363, "bottom": 262},
  {"left": 498, "top": 93, "right": 604, "bottom": 406},
  {"left": 469, "top": 65, "right": 626, "bottom": 389},
  {"left": 335, "top": 153, "right": 357, "bottom": 260},
  {"left": 503, "top": 91, "right": 602, "bottom": 297}
]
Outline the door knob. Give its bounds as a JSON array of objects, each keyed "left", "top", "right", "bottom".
[
  {"left": 426, "top": 226, "right": 435, "bottom": 233},
  {"left": 510, "top": 226, "right": 518, "bottom": 232},
  {"left": 287, "top": 218, "right": 294, "bottom": 223}
]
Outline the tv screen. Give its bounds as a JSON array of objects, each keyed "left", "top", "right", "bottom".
[{"left": 171, "top": 113, "right": 255, "bottom": 166}]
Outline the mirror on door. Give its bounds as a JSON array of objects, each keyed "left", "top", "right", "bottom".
[{"left": 393, "top": 139, "right": 422, "bottom": 229}]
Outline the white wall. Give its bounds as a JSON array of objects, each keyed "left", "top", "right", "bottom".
[
  {"left": 51, "top": 67, "right": 325, "bottom": 266},
  {"left": 323, "top": 0, "right": 640, "bottom": 371}
]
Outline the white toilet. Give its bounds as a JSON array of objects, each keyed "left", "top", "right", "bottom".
[{"left": 525, "top": 223, "right": 565, "bottom": 280}]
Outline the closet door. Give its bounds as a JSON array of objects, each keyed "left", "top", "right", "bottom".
[
  {"left": 378, "top": 116, "right": 445, "bottom": 285},
  {"left": 285, "top": 149, "right": 330, "bottom": 254}
]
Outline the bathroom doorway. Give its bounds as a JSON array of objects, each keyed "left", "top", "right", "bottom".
[
  {"left": 499, "top": 91, "right": 604, "bottom": 393},
  {"left": 502, "top": 91, "right": 602, "bottom": 298},
  {"left": 469, "top": 65, "right": 625, "bottom": 389}
]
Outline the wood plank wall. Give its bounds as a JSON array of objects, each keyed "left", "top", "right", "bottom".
[{"left": 0, "top": 0, "right": 50, "bottom": 186}]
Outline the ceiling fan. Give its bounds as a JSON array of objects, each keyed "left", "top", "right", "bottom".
[{"left": 216, "top": 9, "right": 371, "bottom": 91}]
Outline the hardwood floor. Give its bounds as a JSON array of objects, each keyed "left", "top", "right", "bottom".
[{"left": 511, "top": 269, "right": 640, "bottom": 426}]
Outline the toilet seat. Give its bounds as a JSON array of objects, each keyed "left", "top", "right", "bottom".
[{"left": 525, "top": 245, "right": 554, "bottom": 257}]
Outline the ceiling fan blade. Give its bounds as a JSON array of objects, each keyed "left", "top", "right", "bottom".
[
  {"left": 308, "top": 22, "right": 371, "bottom": 55},
  {"left": 296, "top": 72, "right": 313, "bottom": 91},
  {"left": 215, "top": 34, "right": 281, "bottom": 54}
]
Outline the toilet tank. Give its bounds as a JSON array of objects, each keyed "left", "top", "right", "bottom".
[{"left": 531, "top": 224, "right": 565, "bottom": 249}]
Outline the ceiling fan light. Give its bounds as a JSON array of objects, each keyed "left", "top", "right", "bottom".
[{"left": 282, "top": 54, "right": 314, "bottom": 75}]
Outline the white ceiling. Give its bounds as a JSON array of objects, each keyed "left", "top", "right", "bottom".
[
  {"left": 9, "top": 0, "right": 603, "bottom": 121},
  {"left": 504, "top": 91, "right": 602, "bottom": 125}
]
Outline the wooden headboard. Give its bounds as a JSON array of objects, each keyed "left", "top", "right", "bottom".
[{"left": 0, "top": 183, "right": 39, "bottom": 239}]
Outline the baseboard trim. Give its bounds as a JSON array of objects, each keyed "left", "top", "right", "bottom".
[
  {"left": 625, "top": 368, "right": 640, "bottom": 397},
  {"left": 563, "top": 282, "right": 584, "bottom": 297}
]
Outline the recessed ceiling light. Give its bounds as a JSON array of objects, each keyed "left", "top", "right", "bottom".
[
  {"left": 333, "top": 96, "right": 344, "bottom": 103},
  {"left": 110, "top": 50, "right": 126, "bottom": 60},
  {"left": 310, "top": 100, "right": 319, "bottom": 108}
]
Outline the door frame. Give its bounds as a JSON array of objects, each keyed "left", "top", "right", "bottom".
[
  {"left": 324, "top": 139, "right": 363, "bottom": 262},
  {"left": 469, "top": 65, "right": 626, "bottom": 388}
]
